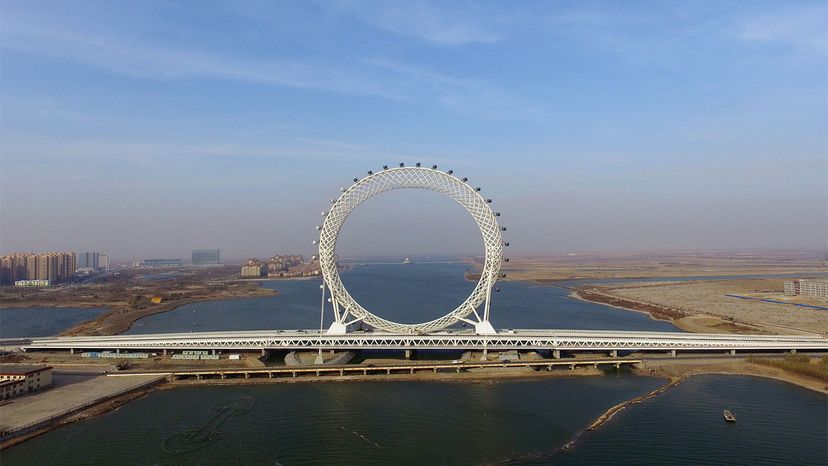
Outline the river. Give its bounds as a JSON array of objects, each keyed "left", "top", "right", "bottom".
[
  {"left": 125, "top": 262, "right": 679, "bottom": 334},
  {"left": 2, "top": 263, "right": 825, "bottom": 464}
]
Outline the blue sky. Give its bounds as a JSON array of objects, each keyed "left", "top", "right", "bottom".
[{"left": 1, "top": 1, "right": 826, "bottom": 260}]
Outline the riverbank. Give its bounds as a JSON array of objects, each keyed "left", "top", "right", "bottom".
[
  {"left": 571, "top": 279, "right": 826, "bottom": 337},
  {"left": 571, "top": 286, "right": 823, "bottom": 336},
  {"left": 0, "top": 374, "right": 165, "bottom": 450}
]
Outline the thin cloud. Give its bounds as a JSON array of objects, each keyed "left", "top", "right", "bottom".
[
  {"left": 332, "top": 0, "right": 499, "bottom": 45},
  {"left": 736, "top": 4, "right": 828, "bottom": 51},
  {"left": 1, "top": 18, "right": 529, "bottom": 119}
]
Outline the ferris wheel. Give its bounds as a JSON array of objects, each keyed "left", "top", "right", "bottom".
[{"left": 316, "top": 163, "right": 508, "bottom": 334}]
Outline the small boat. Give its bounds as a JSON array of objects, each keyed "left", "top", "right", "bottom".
[
  {"left": 403, "top": 257, "right": 412, "bottom": 265},
  {"left": 723, "top": 409, "right": 736, "bottom": 422}
]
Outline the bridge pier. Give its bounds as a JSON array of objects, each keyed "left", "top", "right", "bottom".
[
  {"left": 69, "top": 348, "right": 74, "bottom": 355},
  {"left": 609, "top": 349, "right": 617, "bottom": 358},
  {"left": 552, "top": 349, "right": 560, "bottom": 359},
  {"left": 729, "top": 349, "right": 736, "bottom": 355},
  {"left": 405, "top": 349, "right": 414, "bottom": 360},
  {"left": 481, "top": 348, "right": 488, "bottom": 361},
  {"left": 670, "top": 349, "right": 677, "bottom": 357},
  {"left": 163, "top": 349, "right": 167, "bottom": 356},
  {"left": 790, "top": 349, "right": 797, "bottom": 354}
]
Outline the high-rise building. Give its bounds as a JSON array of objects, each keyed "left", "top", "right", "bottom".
[
  {"left": 77, "top": 252, "right": 109, "bottom": 270},
  {"left": 192, "top": 249, "right": 220, "bottom": 266},
  {"left": 0, "top": 252, "right": 76, "bottom": 285}
]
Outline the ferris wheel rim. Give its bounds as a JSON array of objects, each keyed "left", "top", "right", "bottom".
[{"left": 318, "top": 166, "right": 503, "bottom": 334}]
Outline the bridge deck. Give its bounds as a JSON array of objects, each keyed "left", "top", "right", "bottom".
[{"left": 23, "top": 329, "right": 828, "bottom": 352}]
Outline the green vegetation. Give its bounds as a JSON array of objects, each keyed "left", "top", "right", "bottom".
[{"left": 747, "top": 354, "right": 828, "bottom": 381}]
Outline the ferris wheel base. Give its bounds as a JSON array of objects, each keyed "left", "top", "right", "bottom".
[
  {"left": 474, "top": 320, "right": 497, "bottom": 335},
  {"left": 326, "top": 321, "right": 349, "bottom": 335}
]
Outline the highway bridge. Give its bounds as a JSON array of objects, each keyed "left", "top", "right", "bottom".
[{"left": 23, "top": 329, "right": 828, "bottom": 356}]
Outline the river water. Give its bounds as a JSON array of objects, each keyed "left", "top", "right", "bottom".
[
  {"left": 0, "top": 307, "right": 107, "bottom": 339},
  {"left": 125, "top": 262, "right": 678, "bottom": 334},
  {"left": 2, "top": 263, "right": 826, "bottom": 464}
]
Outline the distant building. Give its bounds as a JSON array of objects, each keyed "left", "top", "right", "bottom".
[
  {"left": 241, "top": 259, "right": 264, "bottom": 278},
  {"left": 141, "top": 259, "right": 182, "bottom": 268},
  {"left": 192, "top": 249, "right": 221, "bottom": 266},
  {"left": 0, "top": 365, "right": 53, "bottom": 400},
  {"left": 784, "top": 279, "right": 828, "bottom": 298},
  {"left": 266, "top": 255, "right": 304, "bottom": 277},
  {"left": 0, "top": 252, "right": 75, "bottom": 285},
  {"left": 14, "top": 279, "right": 50, "bottom": 287},
  {"left": 77, "top": 252, "right": 109, "bottom": 270}
]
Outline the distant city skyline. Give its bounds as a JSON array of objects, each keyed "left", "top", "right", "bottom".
[{"left": 1, "top": 1, "right": 825, "bottom": 259}]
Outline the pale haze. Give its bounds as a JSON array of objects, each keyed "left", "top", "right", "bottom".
[{"left": 1, "top": 1, "right": 826, "bottom": 262}]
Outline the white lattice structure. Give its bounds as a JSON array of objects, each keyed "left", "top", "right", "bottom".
[
  {"left": 23, "top": 330, "right": 828, "bottom": 352},
  {"left": 317, "top": 165, "right": 504, "bottom": 334}
]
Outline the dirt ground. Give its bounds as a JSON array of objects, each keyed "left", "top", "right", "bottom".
[
  {"left": 498, "top": 250, "right": 826, "bottom": 280},
  {"left": 594, "top": 279, "right": 827, "bottom": 335}
]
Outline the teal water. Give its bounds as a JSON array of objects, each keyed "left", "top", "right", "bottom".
[
  {"left": 125, "top": 263, "right": 679, "bottom": 334},
  {"left": 545, "top": 375, "right": 828, "bottom": 466},
  {"left": 2, "top": 375, "right": 824, "bottom": 465},
  {"left": 1, "top": 376, "right": 663, "bottom": 465},
  {"left": 0, "top": 307, "right": 107, "bottom": 338}
]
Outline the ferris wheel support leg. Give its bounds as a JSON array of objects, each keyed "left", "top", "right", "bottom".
[{"left": 475, "top": 277, "right": 496, "bottom": 335}]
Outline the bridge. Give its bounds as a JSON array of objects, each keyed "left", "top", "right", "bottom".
[{"left": 23, "top": 329, "right": 828, "bottom": 357}]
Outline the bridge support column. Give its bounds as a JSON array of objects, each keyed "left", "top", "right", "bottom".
[
  {"left": 729, "top": 349, "right": 736, "bottom": 355},
  {"left": 615, "top": 363, "right": 621, "bottom": 370},
  {"left": 569, "top": 364, "right": 575, "bottom": 370},
  {"left": 610, "top": 349, "right": 617, "bottom": 358},
  {"left": 481, "top": 348, "right": 488, "bottom": 361},
  {"left": 70, "top": 348, "right": 74, "bottom": 354},
  {"left": 552, "top": 349, "right": 560, "bottom": 359},
  {"left": 163, "top": 349, "right": 167, "bottom": 356},
  {"left": 790, "top": 349, "right": 797, "bottom": 354},
  {"left": 405, "top": 349, "right": 412, "bottom": 360},
  {"left": 116, "top": 348, "right": 120, "bottom": 354},
  {"left": 670, "top": 349, "right": 676, "bottom": 357},
  {"left": 261, "top": 348, "right": 266, "bottom": 357}
]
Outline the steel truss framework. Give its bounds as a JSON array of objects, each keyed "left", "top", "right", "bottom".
[
  {"left": 25, "top": 330, "right": 828, "bottom": 352},
  {"left": 318, "top": 166, "right": 503, "bottom": 334}
]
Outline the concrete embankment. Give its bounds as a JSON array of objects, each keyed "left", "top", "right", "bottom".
[{"left": 0, "top": 372, "right": 166, "bottom": 449}]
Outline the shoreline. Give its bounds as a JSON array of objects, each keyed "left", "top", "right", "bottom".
[
  {"left": 558, "top": 365, "right": 827, "bottom": 454},
  {"left": 0, "top": 380, "right": 163, "bottom": 450}
]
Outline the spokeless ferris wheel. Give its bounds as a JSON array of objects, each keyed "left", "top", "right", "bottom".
[{"left": 315, "top": 163, "right": 509, "bottom": 335}]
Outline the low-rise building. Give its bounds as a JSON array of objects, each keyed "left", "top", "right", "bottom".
[
  {"left": 241, "top": 259, "right": 263, "bottom": 278},
  {"left": 14, "top": 279, "right": 50, "bottom": 287},
  {"left": 0, "top": 365, "right": 53, "bottom": 399},
  {"left": 784, "top": 279, "right": 828, "bottom": 298}
]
